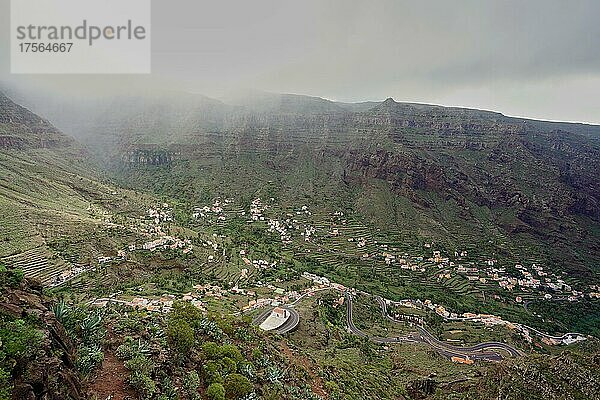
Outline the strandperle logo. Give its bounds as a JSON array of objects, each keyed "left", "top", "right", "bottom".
[
  {"left": 15, "top": 20, "right": 148, "bottom": 46},
  {"left": 11, "top": 0, "right": 151, "bottom": 74}
]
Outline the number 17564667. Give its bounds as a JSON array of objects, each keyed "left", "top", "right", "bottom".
[{"left": 19, "top": 43, "right": 73, "bottom": 53}]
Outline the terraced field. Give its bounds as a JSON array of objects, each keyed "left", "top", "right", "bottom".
[{"left": 1, "top": 246, "right": 69, "bottom": 285}]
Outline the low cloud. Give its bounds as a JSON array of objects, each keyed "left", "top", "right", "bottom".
[{"left": 1, "top": 0, "right": 599, "bottom": 123}]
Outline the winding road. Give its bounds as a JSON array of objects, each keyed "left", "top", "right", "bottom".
[
  {"left": 252, "top": 306, "right": 300, "bottom": 334},
  {"left": 346, "top": 292, "right": 523, "bottom": 362},
  {"left": 517, "top": 324, "right": 586, "bottom": 343}
]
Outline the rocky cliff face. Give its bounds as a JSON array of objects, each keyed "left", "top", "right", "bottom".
[
  {"left": 0, "top": 279, "right": 84, "bottom": 400},
  {"left": 105, "top": 94, "right": 598, "bottom": 232},
  {"left": 353, "top": 98, "right": 528, "bottom": 137},
  {"left": 0, "top": 92, "right": 73, "bottom": 150},
  {"left": 121, "top": 148, "right": 179, "bottom": 166},
  {"left": 475, "top": 345, "right": 600, "bottom": 400},
  {"left": 0, "top": 135, "right": 27, "bottom": 150}
]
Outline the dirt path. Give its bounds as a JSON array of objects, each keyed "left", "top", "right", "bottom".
[
  {"left": 279, "top": 341, "right": 327, "bottom": 398},
  {"left": 88, "top": 351, "right": 135, "bottom": 400}
]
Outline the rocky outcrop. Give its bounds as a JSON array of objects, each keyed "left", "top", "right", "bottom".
[
  {"left": 121, "top": 148, "right": 179, "bottom": 166},
  {"left": 1, "top": 279, "right": 84, "bottom": 400},
  {"left": 0, "top": 135, "right": 27, "bottom": 150},
  {"left": 0, "top": 92, "right": 74, "bottom": 150}
]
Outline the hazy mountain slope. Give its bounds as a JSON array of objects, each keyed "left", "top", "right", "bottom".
[
  {"left": 1, "top": 90, "right": 600, "bottom": 400},
  {"left": 12, "top": 91, "right": 600, "bottom": 279},
  {"left": 225, "top": 90, "right": 348, "bottom": 114},
  {"left": 0, "top": 92, "right": 154, "bottom": 285}
]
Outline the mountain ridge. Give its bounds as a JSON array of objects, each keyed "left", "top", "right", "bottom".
[{"left": 1, "top": 89, "right": 600, "bottom": 400}]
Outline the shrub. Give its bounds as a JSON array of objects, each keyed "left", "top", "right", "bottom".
[
  {"left": 170, "top": 301, "right": 202, "bottom": 324},
  {"left": 215, "top": 317, "right": 235, "bottom": 336},
  {"left": 203, "top": 360, "right": 224, "bottom": 385},
  {"left": 324, "top": 381, "right": 341, "bottom": 398},
  {"left": 116, "top": 337, "right": 150, "bottom": 360},
  {"left": 0, "top": 319, "right": 44, "bottom": 359},
  {"left": 129, "top": 372, "right": 156, "bottom": 400},
  {"left": 159, "top": 376, "right": 177, "bottom": 400},
  {"left": 183, "top": 370, "right": 200, "bottom": 399},
  {"left": 202, "top": 341, "right": 222, "bottom": 360},
  {"left": 116, "top": 343, "right": 136, "bottom": 360},
  {"left": 166, "top": 319, "right": 194, "bottom": 356},
  {"left": 76, "top": 345, "right": 104, "bottom": 375},
  {"left": 10, "top": 268, "right": 24, "bottom": 285},
  {"left": 206, "top": 382, "right": 226, "bottom": 400},
  {"left": 220, "top": 344, "right": 243, "bottom": 362},
  {"left": 125, "top": 355, "right": 154, "bottom": 376},
  {"left": 224, "top": 373, "right": 252, "bottom": 399},
  {"left": 221, "top": 357, "right": 238, "bottom": 375},
  {"left": 0, "top": 368, "right": 12, "bottom": 400},
  {"left": 0, "top": 266, "right": 25, "bottom": 288}
]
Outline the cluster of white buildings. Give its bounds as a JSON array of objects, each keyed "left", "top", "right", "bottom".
[
  {"left": 389, "top": 297, "right": 585, "bottom": 346},
  {"left": 241, "top": 253, "right": 277, "bottom": 270},
  {"left": 146, "top": 204, "right": 173, "bottom": 225},
  {"left": 250, "top": 198, "right": 267, "bottom": 221},
  {"left": 50, "top": 264, "right": 96, "bottom": 287},
  {"left": 131, "top": 235, "right": 193, "bottom": 253},
  {"left": 92, "top": 284, "right": 250, "bottom": 314},
  {"left": 240, "top": 272, "right": 346, "bottom": 312},
  {"left": 415, "top": 247, "right": 593, "bottom": 303},
  {"left": 192, "top": 198, "right": 233, "bottom": 222},
  {"left": 267, "top": 219, "right": 292, "bottom": 243},
  {"left": 301, "top": 226, "right": 316, "bottom": 242},
  {"left": 296, "top": 205, "right": 312, "bottom": 216},
  {"left": 92, "top": 291, "right": 206, "bottom": 313},
  {"left": 302, "top": 272, "right": 330, "bottom": 286}
]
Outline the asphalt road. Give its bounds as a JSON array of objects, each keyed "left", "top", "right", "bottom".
[
  {"left": 519, "top": 324, "right": 586, "bottom": 342},
  {"left": 276, "top": 308, "right": 300, "bottom": 334},
  {"left": 375, "top": 296, "right": 521, "bottom": 357},
  {"left": 252, "top": 306, "right": 300, "bottom": 335},
  {"left": 346, "top": 292, "right": 523, "bottom": 361}
]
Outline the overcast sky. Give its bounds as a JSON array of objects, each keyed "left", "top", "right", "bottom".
[{"left": 1, "top": 0, "right": 599, "bottom": 123}]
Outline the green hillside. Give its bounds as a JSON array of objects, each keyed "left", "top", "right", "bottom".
[{"left": 1, "top": 91, "right": 599, "bottom": 400}]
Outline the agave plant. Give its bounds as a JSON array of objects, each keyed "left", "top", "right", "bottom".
[
  {"left": 239, "top": 363, "right": 256, "bottom": 380},
  {"left": 266, "top": 365, "right": 285, "bottom": 383},
  {"left": 81, "top": 313, "right": 102, "bottom": 331},
  {"left": 52, "top": 300, "right": 70, "bottom": 324},
  {"left": 116, "top": 336, "right": 151, "bottom": 360},
  {"left": 240, "top": 393, "right": 258, "bottom": 400},
  {"left": 198, "top": 319, "right": 224, "bottom": 340},
  {"left": 135, "top": 338, "right": 151, "bottom": 355},
  {"left": 76, "top": 344, "right": 104, "bottom": 375},
  {"left": 80, "top": 313, "right": 103, "bottom": 344}
]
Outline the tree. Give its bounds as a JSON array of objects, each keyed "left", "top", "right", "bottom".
[
  {"left": 170, "top": 300, "right": 203, "bottom": 324},
  {"left": 206, "top": 383, "right": 226, "bottom": 400},
  {"left": 224, "top": 373, "right": 252, "bottom": 399}
]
